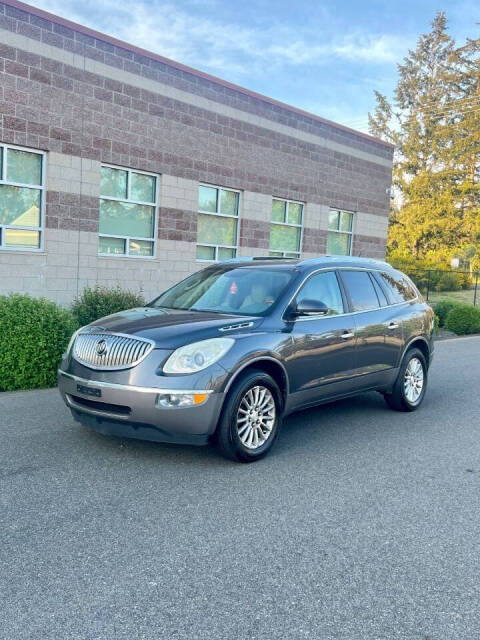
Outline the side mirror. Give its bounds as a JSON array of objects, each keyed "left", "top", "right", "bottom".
[{"left": 293, "top": 298, "right": 330, "bottom": 317}]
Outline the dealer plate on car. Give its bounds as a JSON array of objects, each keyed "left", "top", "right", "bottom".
[{"left": 76, "top": 384, "right": 101, "bottom": 398}]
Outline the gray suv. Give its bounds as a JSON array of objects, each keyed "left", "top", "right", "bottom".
[{"left": 58, "top": 257, "right": 435, "bottom": 462}]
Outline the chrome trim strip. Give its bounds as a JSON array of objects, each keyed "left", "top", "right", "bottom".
[
  {"left": 64, "top": 393, "right": 130, "bottom": 420},
  {"left": 58, "top": 370, "right": 214, "bottom": 395},
  {"left": 282, "top": 266, "right": 419, "bottom": 322}
]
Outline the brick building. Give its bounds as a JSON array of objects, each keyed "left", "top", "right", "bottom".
[{"left": 0, "top": 0, "right": 393, "bottom": 305}]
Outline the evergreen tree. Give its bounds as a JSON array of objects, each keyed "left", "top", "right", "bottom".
[
  {"left": 369, "top": 12, "right": 480, "bottom": 263},
  {"left": 448, "top": 35, "right": 480, "bottom": 270}
]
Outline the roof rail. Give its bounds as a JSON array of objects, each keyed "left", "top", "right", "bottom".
[{"left": 221, "top": 256, "right": 297, "bottom": 263}]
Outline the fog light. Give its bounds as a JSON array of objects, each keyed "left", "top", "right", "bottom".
[{"left": 156, "top": 392, "right": 209, "bottom": 408}]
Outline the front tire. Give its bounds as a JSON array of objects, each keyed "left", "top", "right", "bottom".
[
  {"left": 384, "top": 347, "right": 427, "bottom": 412},
  {"left": 215, "top": 369, "right": 283, "bottom": 462}
]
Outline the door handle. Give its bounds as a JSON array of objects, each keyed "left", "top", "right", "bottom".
[
  {"left": 387, "top": 322, "right": 399, "bottom": 330},
  {"left": 341, "top": 331, "right": 355, "bottom": 339}
]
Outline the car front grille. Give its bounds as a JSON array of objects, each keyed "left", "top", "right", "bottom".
[
  {"left": 68, "top": 395, "right": 131, "bottom": 415},
  {"left": 72, "top": 332, "right": 154, "bottom": 370}
]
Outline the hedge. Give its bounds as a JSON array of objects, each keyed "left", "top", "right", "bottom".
[
  {"left": 445, "top": 304, "right": 480, "bottom": 335},
  {"left": 71, "top": 285, "right": 145, "bottom": 327},
  {"left": 0, "top": 293, "right": 78, "bottom": 392},
  {"left": 434, "top": 299, "right": 460, "bottom": 327}
]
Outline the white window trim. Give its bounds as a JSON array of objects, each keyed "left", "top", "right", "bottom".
[
  {"left": 196, "top": 183, "right": 241, "bottom": 262},
  {"left": 269, "top": 197, "right": 304, "bottom": 258},
  {"left": 327, "top": 209, "right": 355, "bottom": 256},
  {"left": 0, "top": 143, "right": 46, "bottom": 252},
  {"left": 99, "top": 163, "right": 159, "bottom": 259}
]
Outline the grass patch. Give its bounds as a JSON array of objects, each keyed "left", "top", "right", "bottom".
[{"left": 427, "top": 289, "right": 478, "bottom": 305}]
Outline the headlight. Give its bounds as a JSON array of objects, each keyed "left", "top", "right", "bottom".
[{"left": 163, "top": 338, "right": 234, "bottom": 374}]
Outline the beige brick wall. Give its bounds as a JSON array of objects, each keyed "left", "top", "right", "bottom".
[
  {"left": 0, "top": 159, "right": 388, "bottom": 305},
  {"left": 46, "top": 152, "right": 100, "bottom": 197},
  {"left": 0, "top": 3, "right": 392, "bottom": 304}
]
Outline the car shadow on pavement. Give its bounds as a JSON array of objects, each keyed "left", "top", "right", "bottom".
[
  {"left": 64, "top": 383, "right": 443, "bottom": 468},
  {"left": 68, "top": 391, "right": 390, "bottom": 467}
]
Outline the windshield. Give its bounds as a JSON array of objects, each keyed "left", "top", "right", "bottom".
[{"left": 150, "top": 266, "right": 294, "bottom": 316}]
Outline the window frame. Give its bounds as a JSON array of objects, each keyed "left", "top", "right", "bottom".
[
  {"left": 373, "top": 270, "right": 418, "bottom": 304},
  {"left": 269, "top": 197, "right": 304, "bottom": 258},
  {"left": 99, "top": 163, "right": 159, "bottom": 259},
  {"left": 282, "top": 267, "right": 419, "bottom": 322},
  {"left": 196, "top": 182, "right": 241, "bottom": 263},
  {"left": 0, "top": 143, "right": 46, "bottom": 252},
  {"left": 326, "top": 209, "right": 355, "bottom": 257},
  {"left": 293, "top": 268, "right": 346, "bottom": 317},
  {"left": 337, "top": 269, "right": 382, "bottom": 312}
]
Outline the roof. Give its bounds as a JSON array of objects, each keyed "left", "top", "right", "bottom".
[
  {"left": 4, "top": 0, "right": 394, "bottom": 151},
  {"left": 217, "top": 256, "right": 391, "bottom": 270}
]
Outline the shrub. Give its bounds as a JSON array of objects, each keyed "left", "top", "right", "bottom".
[
  {"left": 445, "top": 304, "right": 480, "bottom": 335},
  {"left": 434, "top": 299, "right": 461, "bottom": 327},
  {"left": 460, "top": 272, "right": 473, "bottom": 290},
  {"left": 71, "top": 285, "right": 145, "bottom": 327},
  {"left": 0, "top": 293, "right": 78, "bottom": 392},
  {"left": 433, "top": 314, "right": 440, "bottom": 334},
  {"left": 434, "top": 271, "right": 463, "bottom": 292}
]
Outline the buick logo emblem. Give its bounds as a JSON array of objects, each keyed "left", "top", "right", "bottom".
[{"left": 96, "top": 339, "right": 108, "bottom": 356}]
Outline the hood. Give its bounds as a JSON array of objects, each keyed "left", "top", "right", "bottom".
[{"left": 88, "top": 307, "right": 261, "bottom": 349}]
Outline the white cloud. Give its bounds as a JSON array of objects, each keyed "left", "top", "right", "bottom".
[
  {"left": 332, "top": 33, "right": 408, "bottom": 63},
  {"left": 33, "top": 0, "right": 410, "bottom": 75}
]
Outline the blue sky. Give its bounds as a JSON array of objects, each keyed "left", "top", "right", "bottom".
[{"left": 34, "top": 0, "right": 480, "bottom": 133}]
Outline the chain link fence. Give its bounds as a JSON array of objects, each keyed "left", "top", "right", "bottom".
[{"left": 405, "top": 269, "right": 479, "bottom": 306}]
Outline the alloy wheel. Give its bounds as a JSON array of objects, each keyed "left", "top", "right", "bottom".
[
  {"left": 404, "top": 356, "right": 424, "bottom": 404},
  {"left": 236, "top": 385, "right": 276, "bottom": 449}
]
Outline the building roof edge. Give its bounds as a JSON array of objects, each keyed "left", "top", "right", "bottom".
[{"left": 3, "top": 0, "right": 395, "bottom": 151}]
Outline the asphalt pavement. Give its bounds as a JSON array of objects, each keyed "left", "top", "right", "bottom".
[{"left": 1, "top": 337, "right": 480, "bottom": 640}]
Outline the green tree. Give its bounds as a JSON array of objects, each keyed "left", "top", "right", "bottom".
[{"left": 369, "top": 12, "right": 480, "bottom": 262}]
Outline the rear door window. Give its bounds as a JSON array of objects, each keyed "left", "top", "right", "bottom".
[
  {"left": 377, "top": 271, "right": 417, "bottom": 303},
  {"left": 340, "top": 270, "right": 380, "bottom": 312}
]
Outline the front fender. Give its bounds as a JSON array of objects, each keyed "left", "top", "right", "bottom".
[{"left": 217, "top": 333, "right": 293, "bottom": 395}]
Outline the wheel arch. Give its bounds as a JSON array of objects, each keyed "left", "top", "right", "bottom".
[
  {"left": 401, "top": 336, "right": 431, "bottom": 367},
  {"left": 222, "top": 356, "right": 289, "bottom": 409}
]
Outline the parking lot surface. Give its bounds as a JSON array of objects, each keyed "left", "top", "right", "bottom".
[{"left": 1, "top": 337, "right": 480, "bottom": 640}]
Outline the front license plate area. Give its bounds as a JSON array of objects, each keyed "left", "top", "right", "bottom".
[{"left": 76, "top": 383, "right": 101, "bottom": 398}]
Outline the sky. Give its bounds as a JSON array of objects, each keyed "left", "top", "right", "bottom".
[{"left": 32, "top": 0, "right": 480, "bottom": 134}]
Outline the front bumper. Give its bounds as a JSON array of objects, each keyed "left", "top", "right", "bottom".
[{"left": 58, "top": 370, "right": 225, "bottom": 446}]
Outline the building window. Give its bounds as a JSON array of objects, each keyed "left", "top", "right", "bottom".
[
  {"left": 99, "top": 165, "right": 158, "bottom": 257},
  {"left": 196, "top": 184, "right": 239, "bottom": 261},
  {"left": 327, "top": 210, "right": 354, "bottom": 255},
  {"left": 269, "top": 198, "right": 303, "bottom": 258},
  {"left": 0, "top": 144, "right": 45, "bottom": 251}
]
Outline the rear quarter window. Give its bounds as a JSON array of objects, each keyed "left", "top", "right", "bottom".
[
  {"left": 340, "top": 270, "right": 380, "bottom": 312},
  {"left": 377, "top": 271, "right": 418, "bottom": 303}
]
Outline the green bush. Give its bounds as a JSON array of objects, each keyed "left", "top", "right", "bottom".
[
  {"left": 460, "top": 272, "right": 473, "bottom": 290},
  {"left": 434, "top": 299, "right": 461, "bottom": 327},
  {"left": 0, "top": 294, "right": 78, "bottom": 392},
  {"left": 435, "top": 271, "right": 463, "bottom": 292},
  {"left": 433, "top": 314, "right": 440, "bottom": 333},
  {"left": 445, "top": 304, "right": 480, "bottom": 335},
  {"left": 71, "top": 285, "right": 145, "bottom": 326}
]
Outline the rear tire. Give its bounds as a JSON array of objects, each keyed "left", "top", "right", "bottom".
[
  {"left": 384, "top": 347, "right": 427, "bottom": 412},
  {"left": 215, "top": 369, "right": 283, "bottom": 462}
]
